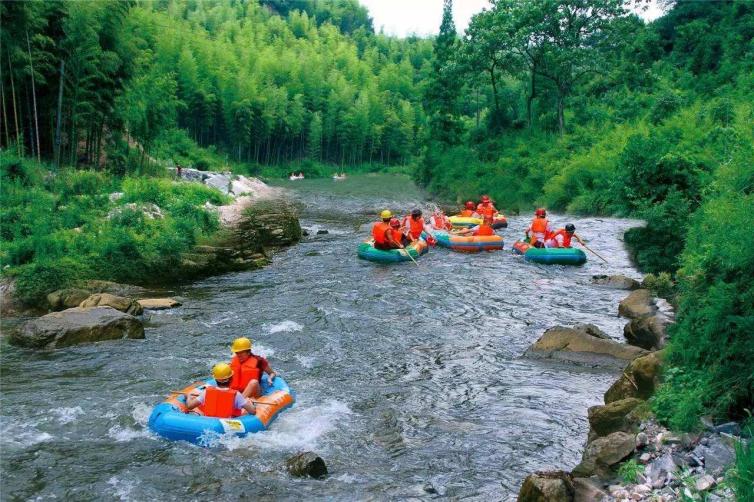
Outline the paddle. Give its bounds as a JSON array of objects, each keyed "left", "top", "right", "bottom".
[
  {"left": 577, "top": 239, "right": 609, "bottom": 264},
  {"left": 400, "top": 244, "right": 420, "bottom": 267}
]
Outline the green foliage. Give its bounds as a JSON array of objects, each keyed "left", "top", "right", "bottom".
[
  {"left": 617, "top": 459, "right": 644, "bottom": 484},
  {"left": 641, "top": 272, "right": 675, "bottom": 300},
  {"left": 731, "top": 435, "right": 754, "bottom": 502}
]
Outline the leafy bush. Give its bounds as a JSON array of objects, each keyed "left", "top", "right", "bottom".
[
  {"left": 618, "top": 459, "right": 644, "bottom": 484},
  {"left": 731, "top": 435, "right": 754, "bottom": 502},
  {"left": 14, "top": 258, "right": 92, "bottom": 304},
  {"left": 641, "top": 272, "right": 675, "bottom": 300}
]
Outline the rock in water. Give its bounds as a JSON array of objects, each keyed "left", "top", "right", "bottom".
[
  {"left": 591, "top": 275, "right": 641, "bottom": 290},
  {"left": 588, "top": 398, "right": 644, "bottom": 437},
  {"left": 47, "top": 288, "right": 92, "bottom": 311},
  {"left": 137, "top": 298, "right": 181, "bottom": 310},
  {"left": 519, "top": 471, "right": 574, "bottom": 502},
  {"left": 573, "top": 431, "right": 636, "bottom": 478},
  {"left": 79, "top": 293, "right": 143, "bottom": 316},
  {"left": 285, "top": 452, "right": 327, "bottom": 479},
  {"left": 12, "top": 307, "right": 144, "bottom": 349},
  {"left": 623, "top": 315, "right": 667, "bottom": 350},
  {"left": 604, "top": 351, "right": 664, "bottom": 403},
  {"left": 525, "top": 325, "right": 647, "bottom": 368},
  {"left": 618, "top": 289, "right": 657, "bottom": 320}
]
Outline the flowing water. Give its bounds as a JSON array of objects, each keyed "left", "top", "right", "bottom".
[{"left": 0, "top": 174, "right": 644, "bottom": 501}]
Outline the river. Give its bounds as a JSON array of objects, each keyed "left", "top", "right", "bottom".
[{"left": 0, "top": 174, "right": 643, "bottom": 501}]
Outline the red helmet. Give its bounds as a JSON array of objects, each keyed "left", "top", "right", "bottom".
[
  {"left": 481, "top": 195, "right": 490, "bottom": 203},
  {"left": 389, "top": 218, "right": 401, "bottom": 228},
  {"left": 535, "top": 208, "right": 546, "bottom": 217},
  {"left": 465, "top": 201, "right": 475, "bottom": 209}
]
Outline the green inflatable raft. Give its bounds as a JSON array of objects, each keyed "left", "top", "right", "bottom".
[{"left": 357, "top": 239, "right": 429, "bottom": 263}]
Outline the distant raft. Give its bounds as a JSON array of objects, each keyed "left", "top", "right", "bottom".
[
  {"left": 449, "top": 215, "right": 508, "bottom": 229},
  {"left": 148, "top": 377, "right": 294, "bottom": 446},
  {"left": 428, "top": 230, "right": 503, "bottom": 253},
  {"left": 512, "top": 240, "right": 587, "bottom": 265},
  {"left": 357, "top": 239, "right": 428, "bottom": 263}
]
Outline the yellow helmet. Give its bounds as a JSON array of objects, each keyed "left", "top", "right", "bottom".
[
  {"left": 380, "top": 209, "right": 393, "bottom": 219},
  {"left": 212, "top": 362, "right": 233, "bottom": 381},
  {"left": 231, "top": 337, "right": 252, "bottom": 353}
]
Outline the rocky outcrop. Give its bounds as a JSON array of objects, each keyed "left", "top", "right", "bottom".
[
  {"left": 525, "top": 325, "right": 647, "bottom": 368},
  {"left": 572, "top": 431, "right": 636, "bottom": 478},
  {"left": 623, "top": 315, "right": 668, "bottom": 350},
  {"left": 47, "top": 288, "right": 92, "bottom": 311},
  {"left": 572, "top": 477, "right": 608, "bottom": 501},
  {"left": 240, "top": 200, "right": 302, "bottom": 248},
  {"left": 82, "top": 280, "right": 147, "bottom": 298},
  {"left": 285, "top": 452, "right": 328, "bottom": 479},
  {"left": 618, "top": 289, "right": 657, "bottom": 320},
  {"left": 519, "top": 471, "right": 574, "bottom": 502},
  {"left": 138, "top": 298, "right": 181, "bottom": 310},
  {"left": 588, "top": 398, "right": 644, "bottom": 438},
  {"left": 604, "top": 351, "right": 664, "bottom": 403},
  {"left": 79, "top": 293, "right": 143, "bottom": 316},
  {"left": 591, "top": 274, "right": 641, "bottom": 290},
  {"left": 11, "top": 307, "right": 144, "bottom": 348}
]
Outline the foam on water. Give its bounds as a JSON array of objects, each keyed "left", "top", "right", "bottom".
[
  {"left": 0, "top": 418, "right": 54, "bottom": 447},
  {"left": 294, "top": 354, "right": 316, "bottom": 368},
  {"left": 53, "top": 406, "right": 84, "bottom": 425},
  {"left": 107, "top": 424, "right": 153, "bottom": 442},
  {"left": 107, "top": 476, "right": 137, "bottom": 501},
  {"left": 219, "top": 399, "right": 351, "bottom": 452},
  {"left": 266, "top": 320, "right": 304, "bottom": 334}
]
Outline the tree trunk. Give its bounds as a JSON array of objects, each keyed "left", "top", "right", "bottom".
[
  {"left": 26, "top": 31, "right": 41, "bottom": 162},
  {"left": 527, "top": 69, "right": 536, "bottom": 129},
  {"left": 1, "top": 66, "right": 9, "bottom": 148},
  {"left": 54, "top": 60, "right": 65, "bottom": 167},
  {"left": 489, "top": 66, "right": 499, "bottom": 115},
  {"left": 8, "top": 54, "right": 21, "bottom": 155}
]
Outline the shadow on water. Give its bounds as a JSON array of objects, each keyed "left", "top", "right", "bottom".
[{"left": 0, "top": 174, "right": 644, "bottom": 500}]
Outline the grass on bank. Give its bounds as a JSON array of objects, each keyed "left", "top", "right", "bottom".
[{"left": 0, "top": 153, "right": 229, "bottom": 305}]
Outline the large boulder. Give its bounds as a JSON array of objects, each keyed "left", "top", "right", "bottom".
[
  {"left": 525, "top": 325, "right": 647, "bottom": 368},
  {"left": 11, "top": 307, "right": 144, "bottom": 349},
  {"left": 604, "top": 351, "right": 664, "bottom": 403},
  {"left": 692, "top": 437, "right": 737, "bottom": 475},
  {"left": 79, "top": 293, "right": 143, "bottom": 316},
  {"left": 591, "top": 275, "right": 641, "bottom": 290},
  {"left": 618, "top": 289, "right": 657, "bottom": 320},
  {"left": 138, "top": 298, "right": 181, "bottom": 310},
  {"left": 572, "top": 478, "right": 608, "bottom": 502},
  {"left": 518, "top": 471, "right": 574, "bottom": 502},
  {"left": 83, "top": 280, "right": 146, "bottom": 298},
  {"left": 588, "top": 398, "right": 644, "bottom": 438},
  {"left": 239, "top": 200, "right": 302, "bottom": 248},
  {"left": 47, "top": 288, "right": 92, "bottom": 311},
  {"left": 623, "top": 315, "right": 668, "bottom": 350},
  {"left": 572, "top": 432, "right": 636, "bottom": 478}
]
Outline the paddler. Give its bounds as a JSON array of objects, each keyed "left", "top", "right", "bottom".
[
  {"left": 402, "top": 208, "right": 433, "bottom": 243},
  {"left": 429, "top": 208, "right": 453, "bottom": 231},
  {"left": 525, "top": 208, "right": 552, "bottom": 248},
  {"left": 185, "top": 363, "right": 257, "bottom": 418},
  {"left": 372, "top": 210, "right": 403, "bottom": 250},
  {"left": 390, "top": 218, "right": 411, "bottom": 246},
  {"left": 476, "top": 195, "right": 498, "bottom": 220},
  {"left": 459, "top": 201, "right": 479, "bottom": 217},
  {"left": 229, "top": 337, "right": 277, "bottom": 399},
  {"left": 455, "top": 215, "right": 496, "bottom": 236},
  {"left": 545, "top": 223, "right": 585, "bottom": 248}
]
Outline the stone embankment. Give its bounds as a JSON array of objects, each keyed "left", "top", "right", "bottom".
[
  {"left": 518, "top": 275, "right": 742, "bottom": 502},
  {"left": 6, "top": 169, "right": 301, "bottom": 350}
]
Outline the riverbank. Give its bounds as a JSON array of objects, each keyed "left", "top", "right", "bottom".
[
  {"left": 517, "top": 281, "right": 750, "bottom": 502},
  {"left": 0, "top": 155, "right": 301, "bottom": 317}
]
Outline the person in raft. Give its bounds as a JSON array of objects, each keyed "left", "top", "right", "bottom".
[
  {"left": 429, "top": 207, "right": 453, "bottom": 231},
  {"left": 525, "top": 208, "right": 553, "bottom": 248},
  {"left": 456, "top": 215, "right": 496, "bottom": 236},
  {"left": 390, "top": 218, "right": 411, "bottom": 246},
  {"left": 545, "top": 223, "right": 585, "bottom": 249},
  {"left": 372, "top": 210, "right": 404, "bottom": 250},
  {"left": 476, "top": 195, "right": 498, "bottom": 220},
  {"left": 230, "top": 337, "right": 277, "bottom": 398},
  {"left": 402, "top": 208, "right": 436, "bottom": 245},
  {"left": 185, "top": 362, "right": 257, "bottom": 418},
  {"left": 458, "top": 201, "right": 479, "bottom": 217}
]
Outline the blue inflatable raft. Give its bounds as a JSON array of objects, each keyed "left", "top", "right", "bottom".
[{"left": 148, "top": 376, "right": 295, "bottom": 445}]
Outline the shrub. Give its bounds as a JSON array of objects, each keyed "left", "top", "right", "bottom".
[
  {"left": 618, "top": 459, "right": 644, "bottom": 484},
  {"left": 14, "top": 257, "right": 91, "bottom": 305}
]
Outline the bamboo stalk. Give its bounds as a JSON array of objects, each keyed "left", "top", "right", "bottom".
[{"left": 26, "top": 31, "right": 41, "bottom": 162}]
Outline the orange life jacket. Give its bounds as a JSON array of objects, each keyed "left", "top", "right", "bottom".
[
  {"left": 403, "top": 216, "right": 425, "bottom": 240},
  {"left": 372, "top": 221, "right": 390, "bottom": 245},
  {"left": 548, "top": 228, "right": 573, "bottom": 248},
  {"left": 476, "top": 203, "right": 497, "bottom": 219},
  {"left": 430, "top": 215, "right": 452, "bottom": 230},
  {"left": 459, "top": 209, "right": 475, "bottom": 217},
  {"left": 474, "top": 224, "right": 495, "bottom": 236},
  {"left": 230, "top": 355, "right": 262, "bottom": 393},
  {"left": 391, "top": 228, "right": 404, "bottom": 243},
  {"left": 199, "top": 387, "right": 238, "bottom": 418},
  {"left": 529, "top": 217, "right": 550, "bottom": 243}
]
